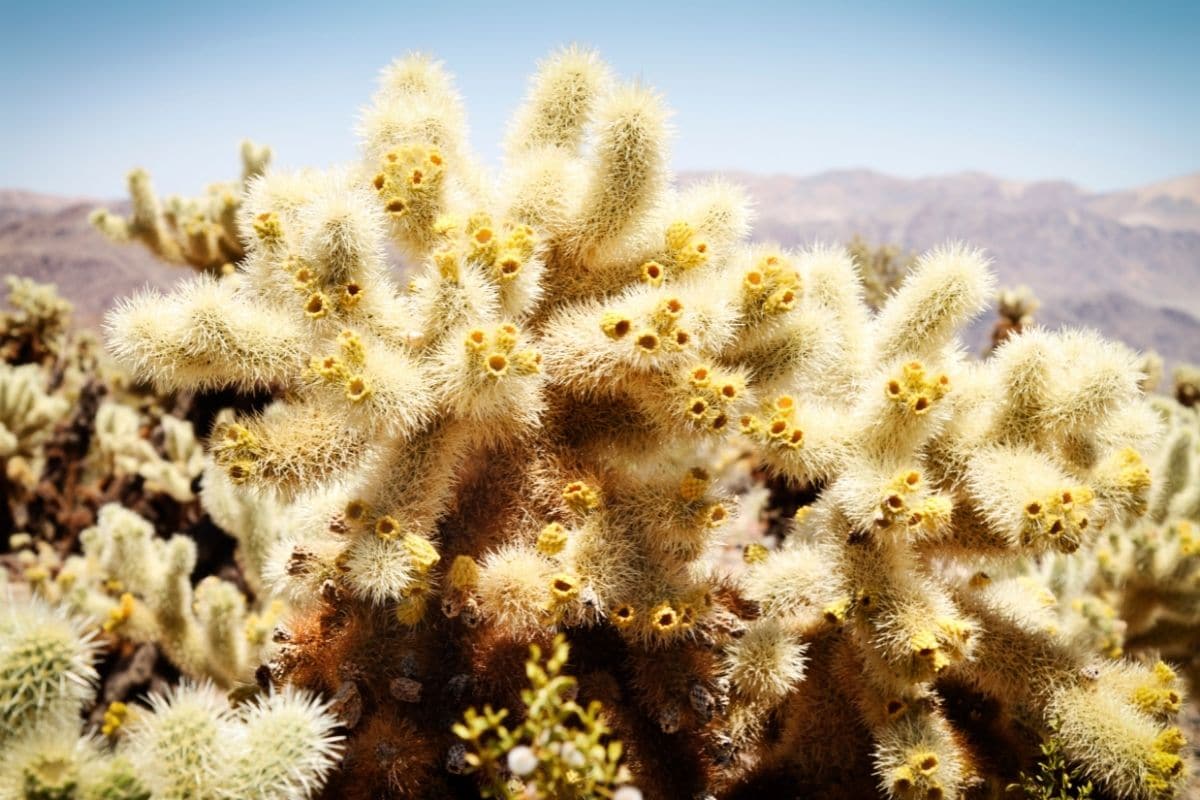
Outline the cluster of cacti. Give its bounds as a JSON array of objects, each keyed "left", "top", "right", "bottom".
[
  {"left": 0, "top": 273, "right": 218, "bottom": 546},
  {"left": 1037, "top": 393, "right": 1200, "bottom": 689},
  {"left": 989, "top": 284, "right": 1040, "bottom": 353},
  {"left": 1, "top": 279, "right": 80, "bottom": 534},
  {"left": 91, "top": 140, "right": 272, "bottom": 274},
  {"left": 87, "top": 47, "right": 1198, "bottom": 800},
  {"left": 0, "top": 590, "right": 341, "bottom": 800},
  {"left": 12, "top": 501, "right": 281, "bottom": 688},
  {"left": 0, "top": 273, "right": 288, "bottom": 798}
]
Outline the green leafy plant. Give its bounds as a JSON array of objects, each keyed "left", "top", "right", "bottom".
[
  {"left": 1008, "top": 721, "right": 1094, "bottom": 800},
  {"left": 454, "top": 635, "right": 635, "bottom": 799}
]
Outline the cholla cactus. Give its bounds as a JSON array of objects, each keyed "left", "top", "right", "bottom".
[
  {"left": 0, "top": 277, "right": 74, "bottom": 365},
  {"left": 845, "top": 236, "right": 917, "bottom": 311},
  {"left": 1045, "top": 396, "right": 1200, "bottom": 686},
  {"left": 101, "top": 48, "right": 1185, "bottom": 799},
  {"left": 989, "top": 284, "right": 1040, "bottom": 353},
  {"left": 1173, "top": 363, "right": 1200, "bottom": 408},
  {"left": 91, "top": 140, "right": 272, "bottom": 274},
  {"left": 0, "top": 592, "right": 99, "bottom": 748},
  {"left": 30, "top": 503, "right": 278, "bottom": 687},
  {"left": 0, "top": 362, "right": 70, "bottom": 501},
  {"left": 731, "top": 274, "right": 1182, "bottom": 799},
  {"left": 105, "top": 47, "right": 751, "bottom": 797}
]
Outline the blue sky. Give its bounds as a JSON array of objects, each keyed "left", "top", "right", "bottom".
[{"left": 2, "top": 0, "right": 1197, "bottom": 197}]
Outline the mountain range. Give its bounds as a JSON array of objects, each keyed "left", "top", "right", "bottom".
[{"left": 1, "top": 169, "right": 1197, "bottom": 372}]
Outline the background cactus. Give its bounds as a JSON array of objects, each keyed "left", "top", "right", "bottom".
[
  {"left": 845, "top": 236, "right": 917, "bottom": 311},
  {"left": 0, "top": 361, "right": 70, "bottom": 491},
  {"left": 0, "top": 592, "right": 341, "bottom": 800},
  {"left": 1038, "top": 394, "right": 1200, "bottom": 690},
  {"left": 1173, "top": 364, "right": 1200, "bottom": 409},
  {"left": 0, "top": 276, "right": 75, "bottom": 365},
  {"left": 989, "top": 284, "right": 1040, "bottom": 353},
  {"left": 91, "top": 141, "right": 272, "bottom": 275}
]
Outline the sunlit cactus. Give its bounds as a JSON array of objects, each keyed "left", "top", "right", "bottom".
[
  {"left": 91, "top": 140, "right": 272, "bottom": 275},
  {"left": 1041, "top": 394, "right": 1200, "bottom": 690},
  {"left": 39, "top": 503, "right": 280, "bottom": 688},
  {"left": 96, "top": 47, "right": 1188, "bottom": 800},
  {"left": 0, "top": 276, "right": 74, "bottom": 365},
  {"left": 989, "top": 283, "right": 1040, "bottom": 353},
  {"left": 0, "top": 593, "right": 100, "bottom": 748}
]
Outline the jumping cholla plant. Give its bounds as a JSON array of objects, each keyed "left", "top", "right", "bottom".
[
  {"left": 91, "top": 140, "right": 272, "bottom": 275},
  {"left": 0, "top": 275, "right": 211, "bottom": 544},
  {"left": 56, "top": 46, "right": 1188, "bottom": 799},
  {"left": 0, "top": 591, "right": 342, "bottom": 800},
  {"left": 989, "top": 284, "right": 1040, "bottom": 353},
  {"left": 1173, "top": 363, "right": 1200, "bottom": 408},
  {"left": 1038, "top": 392, "right": 1200, "bottom": 689},
  {"left": 845, "top": 236, "right": 918, "bottom": 311}
]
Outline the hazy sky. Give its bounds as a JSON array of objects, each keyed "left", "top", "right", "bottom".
[{"left": 2, "top": 0, "right": 1197, "bottom": 197}]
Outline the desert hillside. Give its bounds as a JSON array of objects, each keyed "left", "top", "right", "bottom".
[
  {"left": 0, "top": 190, "right": 177, "bottom": 328},
  {"left": 2, "top": 170, "right": 1198, "bottom": 366}
]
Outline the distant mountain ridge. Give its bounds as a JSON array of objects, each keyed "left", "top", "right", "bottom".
[
  {"left": 2, "top": 168, "right": 1198, "bottom": 367},
  {"left": 0, "top": 191, "right": 175, "bottom": 330}
]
